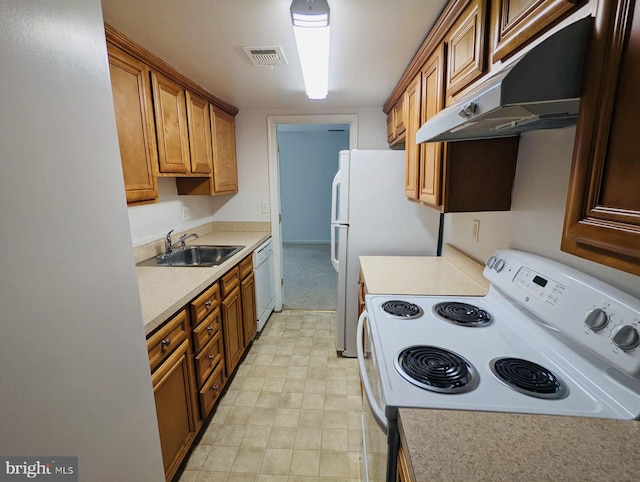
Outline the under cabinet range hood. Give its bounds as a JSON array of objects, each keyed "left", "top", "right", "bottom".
[{"left": 417, "top": 17, "right": 592, "bottom": 143}]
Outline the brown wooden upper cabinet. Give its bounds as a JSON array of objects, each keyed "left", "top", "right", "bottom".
[
  {"left": 151, "top": 72, "right": 191, "bottom": 175},
  {"left": 445, "top": 0, "right": 488, "bottom": 99},
  {"left": 419, "top": 44, "right": 446, "bottom": 206},
  {"left": 107, "top": 43, "right": 158, "bottom": 205},
  {"left": 185, "top": 91, "right": 213, "bottom": 175},
  {"left": 387, "top": 97, "right": 406, "bottom": 147},
  {"left": 404, "top": 37, "right": 518, "bottom": 213},
  {"left": 490, "top": 0, "right": 578, "bottom": 63},
  {"left": 404, "top": 73, "right": 422, "bottom": 200},
  {"left": 210, "top": 106, "right": 239, "bottom": 194},
  {"left": 562, "top": 0, "right": 640, "bottom": 276},
  {"left": 105, "top": 24, "right": 239, "bottom": 199}
]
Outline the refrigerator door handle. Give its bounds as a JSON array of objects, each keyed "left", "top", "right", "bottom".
[
  {"left": 330, "top": 224, "right": 339, "bottom": 272},
  {"left": 330, "top": 170, "right": 341, "bottom": 224}
]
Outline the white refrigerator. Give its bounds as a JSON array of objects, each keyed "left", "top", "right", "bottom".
[{"left": 330, "top": 149, "right": 441, "bottom": 357}]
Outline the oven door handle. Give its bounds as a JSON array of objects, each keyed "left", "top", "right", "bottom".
[{"left": 357, "top": 311, "right": 388, "bottom": 434}]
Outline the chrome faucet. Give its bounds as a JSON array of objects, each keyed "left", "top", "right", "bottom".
[{"left": 164, "top": 230, "right": 198, "bottom": 254}]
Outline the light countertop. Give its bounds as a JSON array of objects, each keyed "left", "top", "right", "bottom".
[
  {"left": 136, "top": 231, "right": 270, "bottom": 335},
  {"left": 399, "top": 409, "right": 640, "bottom": 481},
  {"left": 359, "top": 245, "right": 489, "bottom": 296}
]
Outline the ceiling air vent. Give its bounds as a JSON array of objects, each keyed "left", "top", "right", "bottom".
[{"left": 242, "top": 46, "right": 288, "bottom": 67}]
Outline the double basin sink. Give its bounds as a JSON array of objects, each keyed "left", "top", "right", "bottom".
[{"left": 138, "top": 245, "right": 245, "bottom": 267}]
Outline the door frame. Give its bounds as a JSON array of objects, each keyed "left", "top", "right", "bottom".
[{"left": 267, "top": 114, "right": 359, "bottom": 311}]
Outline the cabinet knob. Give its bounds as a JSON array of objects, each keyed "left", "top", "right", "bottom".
[
  {"left": 208, "top": 354, "right": 215, "bottom": 361},
  {"left": 212, "top": 385, "right": 219, "bottom": 391},
  {"left": 205, "top": 300, "right": 212, "bottom": 308},
  {"left": 206, "top": 325, "right": 214, "bottom": 333},
  {"left": 161, "top": 338, "right": 171, "bottom": 348}
]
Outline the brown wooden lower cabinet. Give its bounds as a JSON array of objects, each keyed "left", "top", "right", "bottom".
[
  {"left": 151, "top": 338, "right": 199, "bottom": 481},
  {"left": 147, "top": 251, "right": 259, "bottom": 480},
  {"left": 222, "top": 285, "right": 244, "bottom": 376},
  {"left": 397, "top": 443, "right": 413, "bottom": 482}
]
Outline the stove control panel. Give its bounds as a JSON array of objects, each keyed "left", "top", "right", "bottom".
[
  {"left": 513, "top": 267, "right": 565, "bottom": 307},
  {"left": 484, "top": 249, "right": 640, "bottom": 377}
]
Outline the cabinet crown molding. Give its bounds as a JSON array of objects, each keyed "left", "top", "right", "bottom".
[{"left": 105, "top": 23, "right": 239, "bottom": 117}]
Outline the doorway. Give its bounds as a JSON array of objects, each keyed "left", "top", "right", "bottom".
[{"left": 267, "top": 114, "right": 358, "bottom": 312}]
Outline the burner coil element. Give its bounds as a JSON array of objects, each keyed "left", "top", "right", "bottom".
[
  {"left": 381, "top": 300, "right": 423, "bottom": 319},
  {"left": 490, "top": 357, "right": 569, "bottom": 399},
  {"left": 433, "top": 302, "right": 493, "bottom": 327},
  {"left": 394, "top": 345, "right": 479, "bottom": 394}
]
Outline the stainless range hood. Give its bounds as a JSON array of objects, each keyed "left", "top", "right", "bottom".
[{"left": 416, "top": 17, "right": 591, "bottom": 143}]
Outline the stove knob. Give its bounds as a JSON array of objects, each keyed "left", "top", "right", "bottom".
[
  {"left": 613, "top": 325, "right": 640, "bottom": 351},
  {"left": 486, "top": 256, "right": 496, "bottom": 268},
  {"left": 584, "top": 308, "right": 609, "bottom": 332},
  {"left": 494, "top": 259, "right": 505, "bottom": 272}
]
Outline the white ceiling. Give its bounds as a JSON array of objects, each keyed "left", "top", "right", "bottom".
[{"left": 101, "top": 0, "right": 447, "bottom": 111}]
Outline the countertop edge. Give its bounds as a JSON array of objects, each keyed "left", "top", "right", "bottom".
[{"left": 139, "top": 231, "right": 271, "bottom": 336}]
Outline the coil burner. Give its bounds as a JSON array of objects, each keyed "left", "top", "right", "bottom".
[{"left": 394, "top": 345, "right": 480, "bottom": 394}]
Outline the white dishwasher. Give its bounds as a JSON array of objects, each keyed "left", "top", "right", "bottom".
[{"left": 253, "top": 238, "right": 275, "bottom": 332}]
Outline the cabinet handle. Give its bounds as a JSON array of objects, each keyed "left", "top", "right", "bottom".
[
  {"left": 206, "top": 325, "right": 214, "bottom": 333},
  {"left": 208, "top": 354, "right": 215, "bottom": 361},
  {"left": 161, "top": 338, "right": 171, "bottom": 348},
  {"left": 205, "top": 300, "right": 212, "bottom": 308},
  {"left": 212, "top": 385, "right": 219, "bottom": 391}
]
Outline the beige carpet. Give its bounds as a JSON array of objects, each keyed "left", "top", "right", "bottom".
[{"left": 283, "top": 243, "right": 337, "bottom": 311}]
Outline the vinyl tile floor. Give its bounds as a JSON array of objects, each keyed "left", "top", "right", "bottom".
[{"left": 177, "top": 311, "right": 364, "bottom": 482}]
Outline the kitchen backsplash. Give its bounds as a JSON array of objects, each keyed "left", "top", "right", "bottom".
[{"left": 444, "top": 127, "right": 640, "bottom": 298}]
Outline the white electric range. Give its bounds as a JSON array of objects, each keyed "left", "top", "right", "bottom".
[{"left": 357, "top": 249, "right": 640, "bottom": 482}]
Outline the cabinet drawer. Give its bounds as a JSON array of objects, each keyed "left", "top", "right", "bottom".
[
  {"left": 192, "top": 308, "right": 221, "bottom": 355},
  {"left": 239, "top": 255, "right": 253, "bottom": 279},
  {"left": 194, "top": 330, "right": 225, "bottom": 387},
  {"left": 199, "top": 362, "right": 225, "bottom": 418},
  {"left": 147, "top": 309, "right": 189, "bottom": 372},
  {"left": 190, "top": 282, "right": 220, "bottom": 327},
  {"left": 221, "top": 266, "right": 239, "bottom": 298}
]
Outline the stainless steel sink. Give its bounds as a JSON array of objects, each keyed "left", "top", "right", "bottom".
[{"left": 138, "top": 245, "right": 245, "bottom": 267}]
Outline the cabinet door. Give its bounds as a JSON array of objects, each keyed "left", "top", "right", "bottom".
[
  {"left": 152, "top": 338, "right": 199, "bottom": 481},
  {"left": 419, "top": 44, "right": 446, "bottom": 207},
  {"left": 107, "top": 43, "right": 158, "bottom": 205},
  {"left": 562, "top": 0, "right": 640, "bottom": 276},
  {"left": 490, "top": 0, "right": 576, "bottom": 63},
  {"left": 221, "top": 286, "right": 244, "bottom": 375},
  {"left": 185, "top": 91, "right": 213, "bottom": 175},
  {"left": 241, "top": 272, "right": 257, "bottom": 346},
  {"left": 404, "top": 73, "right": 422, "bottom": 200},
  {"left": 446, "top": 0, "right": 487, "bottom": 98},
  {"left": 393, "top": 98, "right": 406, "bottom": 138},
  {"left": 387, "top": 112, "right": 395, "bottom": 144},
  {"left": 151, "top": 71, "right": 191, "bottom": 174},
  {"left": 210, "top": 106, "right": 238, "bottom": 194}
]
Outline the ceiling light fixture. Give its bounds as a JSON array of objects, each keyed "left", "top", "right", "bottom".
[{"left": 290, "top": 0, "right": 330, "bottom": 100}]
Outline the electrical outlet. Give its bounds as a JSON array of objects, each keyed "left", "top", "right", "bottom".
[
  {"left": 181, "top": 206, "right": 190, "bottom": 220},
  {"left": 261, "top": 201, "right": 270, "bottom": 214},
  {"left": 472, "top": 219, "right": 480, "bottom": 242}
]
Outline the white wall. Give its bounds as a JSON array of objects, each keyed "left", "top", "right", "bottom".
[
  {"left": 209, "top": 106, "right": 388, "bottom": 222},
  {"left": 444, "top": 127, "right": 640, "bottom": 298},
  {"left": 128, "top": 178, "right": 223, "bottom": 246},
  {"left": 279, "top": 129, "right": 350, "bottom": 243},
  {"left": 0, "top": 1, "right": 164, "bottom": 480}
]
